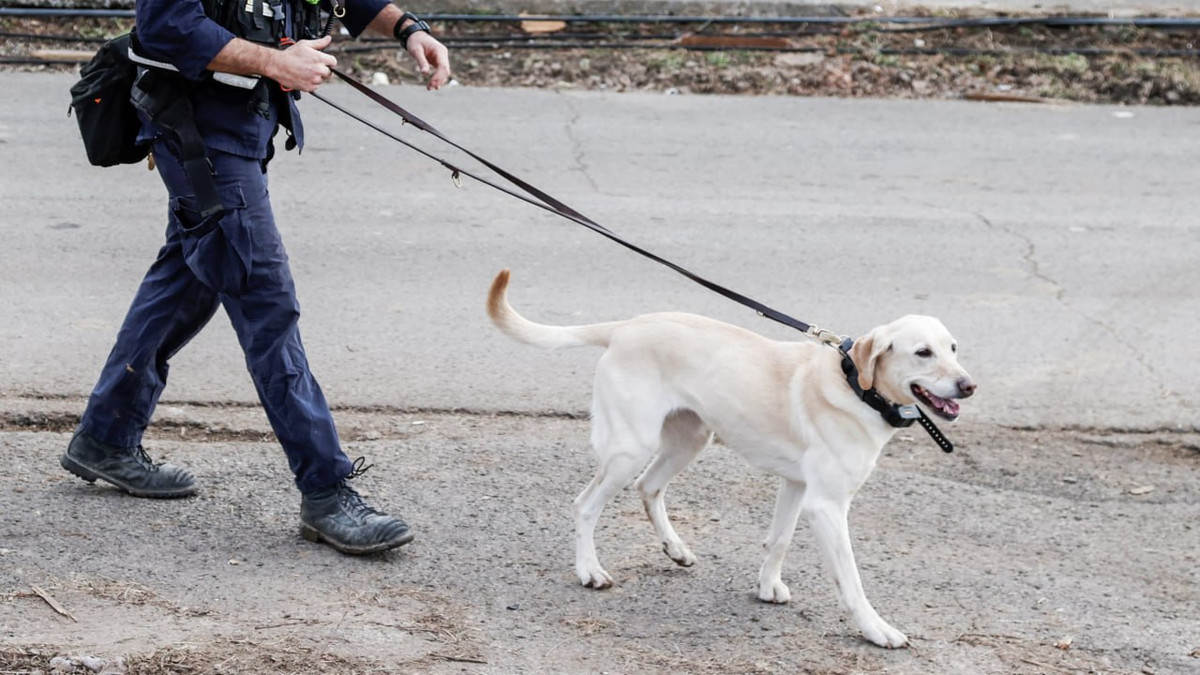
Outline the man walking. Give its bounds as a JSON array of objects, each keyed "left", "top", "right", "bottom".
[{"left": 61, "top": 0, "right": 449, "bottom": 555}]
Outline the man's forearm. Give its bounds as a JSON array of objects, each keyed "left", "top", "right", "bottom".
[
  {"left": 206, "top": 37, "right": 282, "bottom": 79},
  {"left": 364, "top": 4, "right": 407, "bottom": 38},
  {"left": 206, "top": 35, "right": 336, "bottom": 92}
]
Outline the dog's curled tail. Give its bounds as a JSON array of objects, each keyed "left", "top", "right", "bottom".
[{"left": 487, "top": 269, "right": 618, "bottom": 349}]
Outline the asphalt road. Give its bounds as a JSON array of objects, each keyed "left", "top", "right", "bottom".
[
  {"left": 2, "top": 72, "right": 1198, "bottom": 433},
  {"left": 2, "top": 71, "right": 1199, "bottom": 675}
]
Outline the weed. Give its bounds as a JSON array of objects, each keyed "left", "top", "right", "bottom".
[
  {"left": 649, "top": 52, "right": 687, "bottom": 70},
  {"left": 873, "top": 52, "right": 901, "bottom": 68},
  {"left": 705, "top": 52, "right": 732, "bottom": 68},
  {"left": 1050, "top": 53, "right": 1090, "bottom": 74}
]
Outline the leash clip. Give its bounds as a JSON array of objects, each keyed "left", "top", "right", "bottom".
[{"left": 806, "top": 325, "right": 846, "bottom": 347}]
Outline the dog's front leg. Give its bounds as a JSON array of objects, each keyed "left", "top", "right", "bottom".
[
  {"left": 805, "top": 498, "right": 909, "bottom": 648},
  {"left": 757, "top": 478, "right": 805, "bottom": 603}
]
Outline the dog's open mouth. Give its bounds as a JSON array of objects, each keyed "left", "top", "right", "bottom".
[{"left": 911, "top": 384, "right": 960, "bottom": 421}]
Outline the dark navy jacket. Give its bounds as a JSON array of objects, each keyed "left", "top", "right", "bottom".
[{"left": 133, "top": 0, "right": 389, "bottom": 159}]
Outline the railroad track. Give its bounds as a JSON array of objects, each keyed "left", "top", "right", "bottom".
[{"left": 3, "top": 8, "right": 1196, "bottom": 103}]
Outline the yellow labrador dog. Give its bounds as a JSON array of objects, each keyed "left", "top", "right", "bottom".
[{"left": 486, "top": 269, "right": 975, "bottom": 648}]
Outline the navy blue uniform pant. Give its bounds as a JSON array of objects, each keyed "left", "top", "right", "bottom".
[{"left": 80, "top": 137, "right": 353, "bottom": 493}]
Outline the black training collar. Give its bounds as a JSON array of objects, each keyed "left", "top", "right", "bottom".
[
  {"left": 838, "top": 340, "right": 954, "bottom": 453},
  {"left": 839, "top": 353, "right": 920, "bottom": 428}
]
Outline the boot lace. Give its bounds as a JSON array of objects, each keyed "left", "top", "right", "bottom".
[
  {"left": 346, "top": 456, "right": 373, "bottom": 480},
  {"left": 133, "top": 445, "right": 161, "bottom": 472},
  {"left": 338, "top": 457, "right": 383, "bottom": 517}
]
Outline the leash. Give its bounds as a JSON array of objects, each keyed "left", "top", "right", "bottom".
[{"left": 313, "top": 69, "right": 953, "bottom": 452}]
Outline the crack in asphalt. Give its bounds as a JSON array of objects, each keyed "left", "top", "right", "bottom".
[
  {"left": 974, "top": 212, "right": 1066, "bottom": 303},
  {"left": 971, "top": 211, "right": 1174, "bottom": 401},
  {"left": 561, "top": 94, "right": 599, "bottom": 194}
]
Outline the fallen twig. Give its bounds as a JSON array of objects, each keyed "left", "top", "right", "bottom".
[
  {"left": 1019, "top": 657, "right": 1080, "bottom": 674},
  {"left": 965, "top": 91, "right": 1064, "bottom": 104},
  {"left": 955, "top": 631, "right": 1024, "bottom": 645},
  {"left": 431, "top": 653, "right": 488, "bottom": 664},
  {"left": 29, "top": 584, "right": 76, "bottom": 622},
  {"left": 253, "top": 620, "right": 314, "bottom": 630},
  {"left": 366, "top": 621, "right": 442, "bottom": 634}
]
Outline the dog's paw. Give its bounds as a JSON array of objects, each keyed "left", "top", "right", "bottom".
[
  {"left": 578, "top": 566, "right": 614, "bottom": 590},
  {"left": 662, "top": 541, "right": 696, "bottom": 567},
  {"left": 861, "top": 621, "right": 909, "bottom": 649},
  {"left": 756, "top": 580, "right": 791, "bottom": 604}
]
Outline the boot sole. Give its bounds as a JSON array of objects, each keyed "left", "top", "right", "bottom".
[
  {"left": 60, "top": 453, "right": 197, "bottom": 499},
  {"left": 299, "top": 522, "right": 415, "bottom": 555}
]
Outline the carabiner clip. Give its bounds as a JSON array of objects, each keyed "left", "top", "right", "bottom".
[{"left": 806, "top": 325, "right": 846, "bottom": 347}]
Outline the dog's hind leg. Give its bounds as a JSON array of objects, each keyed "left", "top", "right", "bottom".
[
  {"left": 757, "top": 477, "right": 805, "bottom": 604},
  {"left": 574, "top": 369, "right": 667, "bottom": 589},
  {"left": 573, "top": 442, "right": 657, "bottom": 589},
  {"left": 634, "top": 409, "right": 711, "bottom": 568}
]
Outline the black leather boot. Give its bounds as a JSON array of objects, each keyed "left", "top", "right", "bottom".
[
  {"left": 300, "top": 472, "right": 413, "bottom": 555},
  {"left": 61, "top": 430, "right": 197, "bottom": 498}
]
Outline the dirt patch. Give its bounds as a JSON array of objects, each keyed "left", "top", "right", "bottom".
[
  {"left": 1, "top": 398, "right": 1197, "bottom": 674},
  {"left": 3, "top": 13, "right": 1198, "bottom": 104}
]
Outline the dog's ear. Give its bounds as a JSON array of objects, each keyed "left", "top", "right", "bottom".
[{"left": 849, "top": 330, "right": 889, "bottom": 391}]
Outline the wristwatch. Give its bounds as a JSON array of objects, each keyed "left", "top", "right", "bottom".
[{"left": 393, "top": 12, "right": 431, "bottom": 49}]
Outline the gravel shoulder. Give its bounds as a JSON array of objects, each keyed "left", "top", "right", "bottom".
[
  {"left": 2, "top": 399, "right": 1197, "bottom": 674},
  {"left": 4, "top": 14, "right": 1199, "bottom": 104}
]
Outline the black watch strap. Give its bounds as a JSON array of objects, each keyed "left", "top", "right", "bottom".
[{"left": 393, "top": 12, "right": 431, "bottom": 49}]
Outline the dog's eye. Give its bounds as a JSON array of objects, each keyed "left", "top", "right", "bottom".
[
  {"left": 916, "top": 348, "right": 933, "bottom": 358},
  {"left": 951, "top": 343, "right": 958, "bottom": 353}
]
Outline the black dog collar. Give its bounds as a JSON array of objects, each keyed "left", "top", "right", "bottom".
[
  {"left": 838, "top": 340, "right": 954, "bottom": 453},
  {"left": 840, "top": 355, "right": 921, "bottom": 428}
]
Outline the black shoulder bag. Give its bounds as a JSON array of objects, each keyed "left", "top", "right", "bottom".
[{"left": 69, "top": 33, "right": 150, "bottom": 167}]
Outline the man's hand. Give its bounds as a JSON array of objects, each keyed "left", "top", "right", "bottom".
[
  {"left": 364, "top": 6, "right": 451, "bottom": 90},
  {"left": 208, "top": 35, "right": 337, "bottom": 93},
  {"left": 270, "top": 35, "right": 338, "bottom": 92},
  {"left": 405, "top": 31, "right": 451, "bottom": 90}
]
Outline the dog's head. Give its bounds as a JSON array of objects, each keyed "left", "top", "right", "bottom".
[{"left": 848, "top": 315, "right": 976, "bottom": 421}]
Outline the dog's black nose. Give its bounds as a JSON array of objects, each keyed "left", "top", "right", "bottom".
[{"left": 957, "top": 378, "right": 977, "bottom": 398}]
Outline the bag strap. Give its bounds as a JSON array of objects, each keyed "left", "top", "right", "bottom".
[{"left": 130, "top": 70, "right": 224, "bottom": 219}]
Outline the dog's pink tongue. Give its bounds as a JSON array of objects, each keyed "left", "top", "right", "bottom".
[{"left": 928, "top": 391, "right": 959, "bottom": 417}]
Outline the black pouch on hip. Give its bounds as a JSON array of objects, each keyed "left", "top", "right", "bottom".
[{"left": 68, "top": 33, "right": 149, "bottom": 167}]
